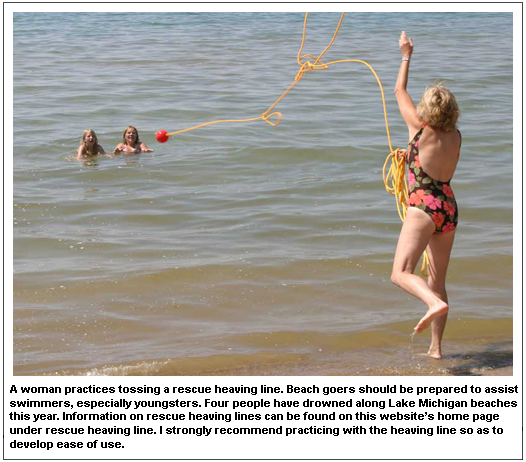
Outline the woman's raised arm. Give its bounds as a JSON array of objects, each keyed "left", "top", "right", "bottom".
[{"left": 394, "top": 31, "right": 421, "bottom": 136}]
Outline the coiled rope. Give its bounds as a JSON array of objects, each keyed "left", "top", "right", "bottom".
[{"left": 166, "top": 12, "right": 428, "bottom": 275}]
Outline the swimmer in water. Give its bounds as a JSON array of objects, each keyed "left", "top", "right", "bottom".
[
  {"left": 77, "top": 129, "right": 111, "bottom": 160},
  {"left": 113, "top": 126, "right": 153, "bottom": 155},
  {"left": 390, "top": 32, "right": 462, "bottom": 359}
]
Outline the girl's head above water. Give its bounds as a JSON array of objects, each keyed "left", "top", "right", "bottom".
[{"left": 81, "top": 129, "right": 98, "bottom": 146}]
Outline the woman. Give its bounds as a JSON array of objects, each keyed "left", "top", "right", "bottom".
[
  {"left": 113, "top": 126, "right": 153, "bottom": 154},
  {"left": 391, "top": 32, "right": 461, "bottom": 359}
]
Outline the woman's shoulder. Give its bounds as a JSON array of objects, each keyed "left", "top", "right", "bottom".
[{"left": 456, "top": 128, "right": 462, "bottom": 143}]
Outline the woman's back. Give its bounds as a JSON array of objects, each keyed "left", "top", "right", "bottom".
[{"left": 417, "top": 126, "right": 461, "bottom": 183}]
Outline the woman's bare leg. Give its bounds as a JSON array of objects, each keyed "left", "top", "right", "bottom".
[
  {"left": 391, "top": 208, "right": 449, "bottom": 333},
  {"left": 424, "top": 229, "right": 456, "bottom": 359}
]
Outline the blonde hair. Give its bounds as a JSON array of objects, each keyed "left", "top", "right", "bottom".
[
  {"left": 123, "top": 126, "right": 140, "bottom": 145},
  {"left": 417, "top": 84, "right": 460, "bottom": 131},
  {"left": 81, "top": 129, "right": 99, "bottom": 156}
]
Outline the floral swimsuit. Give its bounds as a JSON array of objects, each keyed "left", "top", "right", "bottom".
[{"left": 406, "top": 125, "right": 460, "bottom": 234}]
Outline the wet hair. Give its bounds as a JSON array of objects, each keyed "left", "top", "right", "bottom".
[
  {"left": 81, "top": 129, "right": 99, "bottom": 156},
  {"left": 122, "top": 126, "right": 141, "bottom": 145},
  {"left": 417, "top": 83, "right": 460, "bottom": 131}
]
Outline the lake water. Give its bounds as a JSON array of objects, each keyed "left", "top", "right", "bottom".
[{"left": 12, "top": 12, "right": 514, "bottom": 376}]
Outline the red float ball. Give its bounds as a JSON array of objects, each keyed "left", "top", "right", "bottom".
[{"left": 156, "top": 130, "right": 169, "bottom": 143}]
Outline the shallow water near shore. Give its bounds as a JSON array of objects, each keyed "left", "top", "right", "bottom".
[
  {"left": 24, "top": 318, "right": 512, "bottom": 377},
  {"left": 13, "top": 12, "right": 513, "bottom": 376}
]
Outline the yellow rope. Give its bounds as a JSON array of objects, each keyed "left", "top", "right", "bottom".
[
  {"left": 382, "top": 149, "right": 429, "bottom": 276},
  {"left": 165, "top": 12, "right": 428, "bottom": 275}
]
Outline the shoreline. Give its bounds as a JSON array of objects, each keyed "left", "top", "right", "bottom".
[{"left": 16, "top": 317, "right": 513, "bottom": 377}]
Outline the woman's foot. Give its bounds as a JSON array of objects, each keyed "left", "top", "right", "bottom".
[
  {"left": 415, "top": 350, "right": 442, "bottom": 360},
  {"left": 414, "top": 302, "right": 449, "bottom": 334},
  {"left": 426, "top": 347, "right": 442, "bottom": 360}
]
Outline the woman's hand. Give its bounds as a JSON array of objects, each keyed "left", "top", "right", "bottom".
[
  {"left": 397, "top": 149, "right": 407, "bottom": 161},
  {"left": 113, "top": 144, "right": 124, "bottom": 155},
  {"left": 399, "top": 31, "right": 413, "bottom": 58},
  {"left": 140, "top": 143, "right": 153, "bottom": 153}
]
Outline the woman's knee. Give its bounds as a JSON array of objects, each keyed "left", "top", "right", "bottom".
[
  {"left": 391, "top": 268, "right": 411, "bottom": 287},
  {"left": 390, "top": 271, "right": 399, "bottom": 286}
]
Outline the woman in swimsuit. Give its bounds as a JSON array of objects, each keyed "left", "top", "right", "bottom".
[
  {"left": 113, "top": 126, "right": 153, "bottom": 154},
  {"left": 390, "top": 32, "right": 461, "bottom": 359}
]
